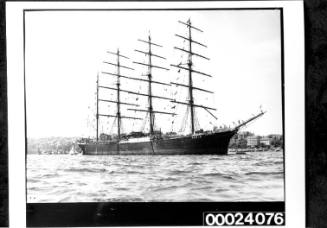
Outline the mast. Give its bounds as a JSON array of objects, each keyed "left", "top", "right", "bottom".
[
  {"left": 96, "top": 72, "right": 99, "bottom": 142},
  {"left": 116, "top": 49, "right": 121, "bottom": 140},
  {"left": 171, "top": 19, "right": 215, "bottom": 134},
  {"left": 98, "top": 49, "right": 140, "bottom": 141},
  {"left": 187, "top": 20, "right": 195, "bottom": 134},
  {"left": 132, "top": 33, "right": 174, "bottom": 135},
  {"left": 148, "top": 35, "right": 154, "bottom": 134}
]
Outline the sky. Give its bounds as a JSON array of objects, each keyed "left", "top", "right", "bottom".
[{"left": 25, "top": 9, "right": 282, "bottom": 138}]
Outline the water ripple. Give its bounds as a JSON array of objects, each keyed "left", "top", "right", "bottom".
[{"left": 27, "top": 151, "right": 284, "bottom": 202}]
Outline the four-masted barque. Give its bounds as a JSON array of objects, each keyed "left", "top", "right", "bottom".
[{"left": 78, "top": 19, "right": 265, "bottom": 155}]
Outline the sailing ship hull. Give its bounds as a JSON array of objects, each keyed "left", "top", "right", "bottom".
[{"left": 78, "top": 130, "right": 236, "bottom": 155}]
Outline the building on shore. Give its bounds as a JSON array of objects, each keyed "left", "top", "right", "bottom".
[
  {"left": 247, "top": 136, "right": 260, "bottom": 147},
  {"left": 260, "top": 136, "right": 271, "bottom": 146},
  {"left": 229, "top": 131, "right": 283, "bottom": 150}
]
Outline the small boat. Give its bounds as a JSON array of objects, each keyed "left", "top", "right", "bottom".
[
  {"left": 69, "top": 145, "right": 80, "bottom": 155},
  {"left": 236, "top": 151, "right": 247, "bottom": 155}
]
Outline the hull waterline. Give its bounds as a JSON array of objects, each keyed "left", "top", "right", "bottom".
[{"left": 78, "top": 130, "right": 236, "bottom": 155}]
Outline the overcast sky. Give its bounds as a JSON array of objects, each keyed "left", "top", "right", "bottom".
[{"left": 25, "top": 9, "right": 282, "bottom": 138}]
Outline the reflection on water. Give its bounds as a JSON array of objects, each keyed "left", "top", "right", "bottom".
[{"left": 27, "top": 151, "right": 284, "bottom": 202}]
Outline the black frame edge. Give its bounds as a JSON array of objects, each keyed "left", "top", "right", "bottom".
[{"left": 0, "top": 0, "right": 8, "bottom": 227}]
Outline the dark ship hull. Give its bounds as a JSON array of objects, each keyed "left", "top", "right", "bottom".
[{"left": 78, "top": 130, "right": 237, "bottom": 155}]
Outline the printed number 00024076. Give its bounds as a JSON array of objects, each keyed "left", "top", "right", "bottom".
[{"left": 203, "top": 212, "right": 285, "bottom": 226}]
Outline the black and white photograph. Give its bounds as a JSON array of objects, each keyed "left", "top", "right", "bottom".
[
  {"left": 5, "top": 1, "right": 305, "bottom": 227},
  {"left": 25, "top": 9, "right": 284, "bottom": 203}
]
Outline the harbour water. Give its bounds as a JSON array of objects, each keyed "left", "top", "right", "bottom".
[{"left": 27, "top": 151, "right": 284, "bottom": 202}]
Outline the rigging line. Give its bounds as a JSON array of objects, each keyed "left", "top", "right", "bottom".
[
  {"left": 127, "top": 76, "right": 171, "bottom": 86},
  {"left": 101, "top": 71, "right": 133, "bottom": 80},
  {"left": 137, "top": 39, "right": 163, "bottom": 47},
  {"left": 99, "top": 85, "right": 173, "bottom": 101},
  {"left": 171, "top": 100, "right": 217, "bottom": 111},
  {"left": 185, "top": 106, "right": 190, "bottom": 133},
  {"left": 99, "top": 99, "right": 139, "bottom": 106},
  {"left": 170, "top": 82, "right": 214, "bottom": 94},
  {"left": 175, "top": 34, "right": 207, "bottom": 48},
  {"left": 178, "top": 20, "right": 204, "bottom": 33},
  {"left": 194, "top": 109, "right": 201, "bottom": 132},
  {"left": 110, "top": 117, "right": 117, "bottom": 136},
  {"left": 107, "top": 51, "right": 130, "bottom": 59},
  {"left": 180, "top": 106, "right": 189, "bottom": 133},
  {"left": 98, "top": 114, "right": 142, "bottom": 120},
  {"left": 204, "top": 107, "right": 218, "bottom": 120},
  {"left": 170, "top": 64, "right": 212, "bottom": 77},
  {"left": 152, "top": 113, "right": 156, "bottom": 132},
  {"left": 120, "top": 119, "right": 124, "bottom": 135},
  {"left": 141, "top": 112, "right": 149, "bottom": 132},
  {"left": 134, "top": 49, "right": 166, "bottom": 60},
  {"left": 133, "top": 61, "right": 169, "bottom": 71},
  {"left": 103, "top": 61, "right": 135, "bottom": 70},
  {"left": 127, "top": 108, "right": 177, "bottom": 116},
  {"left": 174, "top": 47, "right": 210, "bottom": 60}
]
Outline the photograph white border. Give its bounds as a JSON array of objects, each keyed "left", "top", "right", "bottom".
[{"left": 6, "top": 1, "right": 304, "bottom": 227}]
